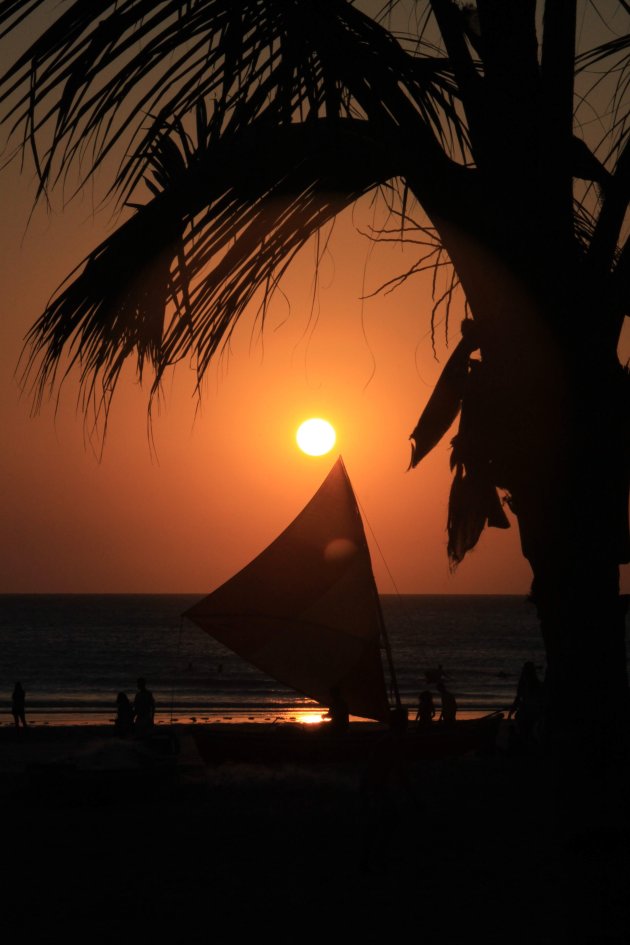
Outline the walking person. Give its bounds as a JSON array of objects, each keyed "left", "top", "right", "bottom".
[
  {"left": 115, "top": 692, "right": 134, "bottom": 736},
  {"left": 508, "top": 661, "right": 544, "bottom": 745},
  {"left": 415, "top": 690, "right": 435, "bottom": 726},
  {"left": 325, "top": 686, "right": 349, "bottom": 734},
  {"left": 437, "top": 681, "right": 457, "bottom": 724},
  {"left": 133, "top": 677, "right": 156, "bottom": 736},
  {"left": 11, "top": 682, "right": 26, "bottom": 729}
]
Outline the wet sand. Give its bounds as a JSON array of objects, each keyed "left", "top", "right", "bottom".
[{"left": 1, "top": 723, "right": 628, "bottom": 942}]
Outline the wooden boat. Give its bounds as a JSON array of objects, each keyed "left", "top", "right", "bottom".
[
  {"left": 191, "top": 714, "right": 504, "bottom": 765},
  {"left": 184, "top": 457, "right": 502, "bottom": 762}
]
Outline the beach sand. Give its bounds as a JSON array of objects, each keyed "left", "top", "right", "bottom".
[{"left": 1, "top": 723, "right": 628, "bottom": 943}]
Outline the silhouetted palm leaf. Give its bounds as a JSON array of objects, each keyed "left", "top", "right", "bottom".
[
  {"left": 2, "top": 0, "right": 629, "bottom": 565},
  {"left": 0, "top": 0, "right": 463, "bottom": 203},
  {"left": 408, "top": 319, "right": 479, "bottom": 468},
  {"left": 21, "top": 116, "right": 398, "bottom": 416}
]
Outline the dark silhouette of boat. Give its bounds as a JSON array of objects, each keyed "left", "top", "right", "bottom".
[
  {"left": 191, "top": 715, "right": 503, "bottom": 765},
  {"left": 184, "top": 457, "right": 502, "bottom": 761}
]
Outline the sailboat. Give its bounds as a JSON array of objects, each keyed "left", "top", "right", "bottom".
[
  {"left": 184, "top": 456, "right": 398, "bottom": 723},
  {"left": 184, "top": 457, "right": 502, "bottom": 761}
]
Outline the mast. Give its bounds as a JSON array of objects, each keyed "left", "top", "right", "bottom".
[
  {"left": 341, "top": 456, "right": 401, "bottom": 713},
  {"left": 375, "top": 591, "right": 401, "bottom": 711}
]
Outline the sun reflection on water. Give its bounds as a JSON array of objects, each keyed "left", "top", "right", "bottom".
[{"left": 296, "top": 711, "right": 326, "bottom": 725}]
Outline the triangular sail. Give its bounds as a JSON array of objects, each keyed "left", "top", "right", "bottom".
[{"left": 183, "top": 457, "right": 391, "bottom": 721}]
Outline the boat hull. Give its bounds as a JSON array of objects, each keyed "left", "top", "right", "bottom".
[{"left": 192, "top": 714, "right": 503, "bottom": 764}]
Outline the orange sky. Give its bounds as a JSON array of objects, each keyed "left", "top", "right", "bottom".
[{"left": 1, "top": 123, "right": 628, "bottom": 595}]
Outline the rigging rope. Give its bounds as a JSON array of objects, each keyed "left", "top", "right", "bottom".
[
  {"left": 169, "top": 617, "right": 184, "bottom": 727},
  {"left": 355, "top": 490, "right": 432, "bottom": 675}
]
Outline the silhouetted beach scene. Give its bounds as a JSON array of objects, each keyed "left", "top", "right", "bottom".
[
  {"left": 1, "top": 592, "right": 544, "bottom": 726},
  {"left": 1, "top": 0, "right": 629, "bottom": 941}
]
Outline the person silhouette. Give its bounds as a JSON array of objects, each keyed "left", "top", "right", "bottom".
[
  {"left": 415, "top": 690, "right": 435, "bottom": 726},
  {"left": 11, "top": 682, "right": 26, "bottom": 729},
  {"left": 325, "top": 686, "right": 349, "bottom": 734},
  {"left": 424, "top": 663, "right": 450, "bottom": 686},
  {"left": 115, "top": 692, "right": 134, "bottom": 736},
  {"left": 508, "top": 661, "right": 544, "bottom": 743},
  {"left": 437, "top": 681, "right": 457, "bottom": 724},
  {"left": 133, "top": 678, "right": 156, "bottom": 736}
]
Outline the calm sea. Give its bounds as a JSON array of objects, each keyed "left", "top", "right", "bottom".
[{"left": 0, "top": 594, "right": 560, "bottom": 725}]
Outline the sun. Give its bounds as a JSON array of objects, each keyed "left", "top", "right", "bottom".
[{"left": 296, "top": 418, "right": 336, "bottom": 456}]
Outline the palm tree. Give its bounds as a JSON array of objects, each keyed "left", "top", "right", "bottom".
[{"left": 1, "top": 0, "right": 628, "bottom": 743}]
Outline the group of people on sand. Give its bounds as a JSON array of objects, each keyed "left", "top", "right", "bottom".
[
  {"left": 115, "top": 678, "right": 156, "bottom": 737},
  {"left": 415, "top": 664, "right": 458, "bottom": 726},
  {"left": 9, "top": 678, "right": 156, "bottom": 735},
  {"left": 11, "top": 664, "right": 543, "bottom": 741},
  {"left": 415, "top": 683, "right": 457, "bottom": 726},
  {"left": 414, "top": 660, "right": 544, "bottom": 741}
]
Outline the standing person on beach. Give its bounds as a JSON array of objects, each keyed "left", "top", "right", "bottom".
[
  {"left": 133, "top": 678, "right": 155, "bottom": 736},
  {"left": 325, "top": 686, "right": 349, "bottom": 734},
  {"left": 115, "top": 692, "right": 134, "bottom": 736},
  {"left": 508, "top": 662, "right": 544, "bottom": 744},
  {"left": 415, "top": 690, "right": 435, "bottom": 726},
  {"left": 437, "top": 681, "right": 457, "bottom": 724},
  {"left": 11, "top": 682, "right": 26, "bottom": 729}
]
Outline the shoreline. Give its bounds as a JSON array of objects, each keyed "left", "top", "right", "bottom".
[
  {"left": 0, "top": 706, "right": 501, "bottom": 727},
  {"left": 0, "top": 713, "right": 512, "bottom": 776}
]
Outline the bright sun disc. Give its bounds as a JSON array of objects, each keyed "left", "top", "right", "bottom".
[{"left": 296, "top": 418, "right": 336, "bottom": 456}]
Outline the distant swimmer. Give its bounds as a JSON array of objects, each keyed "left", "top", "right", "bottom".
[
  {"left": 133, "top": 678, "right": 156, "bottom": 736},
  {"left": 11, "top": 682, "right": 26, "bottom": 729},
  {"left": 437, "top": 681, "right": 457, "bottom": 724}
]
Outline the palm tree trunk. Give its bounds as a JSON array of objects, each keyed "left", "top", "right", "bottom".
[
  {"left": 434, "top": 221, "right": 630, "bottom": 749},
  {"left": 512, "top": 375, "right": 630, "bottom": 752},
  {"left": 526, "top": 535, "right": 628, "bottom": 747}
]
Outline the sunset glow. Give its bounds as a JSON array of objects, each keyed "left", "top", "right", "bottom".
[
  {"left": 296, "top": 418, "right": 336, "bottom": 456},
  {"left": 297, "top": 711, "right": 326, "bottom": 725}
]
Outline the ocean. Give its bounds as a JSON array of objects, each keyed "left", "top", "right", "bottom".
[{"left": 0, "top": 594, "right": 556, "bottom": 725}]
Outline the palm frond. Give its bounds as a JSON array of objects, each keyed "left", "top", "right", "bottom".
[
  {"left": 0, "top": 0, "right": 465, "bottom": 205},
  {"left": 587, "top": 135, "right": 630, "bottom": 276},
  {"left": 576, "top": 30, "right": 630, "bottom": 166},
  {"left": 20, "top": 116, "right": 399, "bottom": 423},
  {"left": 4, "top": 0, "right": 629, "bottom": 572}
]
